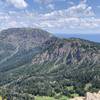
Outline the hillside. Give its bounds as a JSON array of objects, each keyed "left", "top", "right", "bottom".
[
  {"left": 0, "top": 28, "right": 52, "bottom": 72},
  {"left": 0, "top": 28, "right": 100, "bottom": 99}
]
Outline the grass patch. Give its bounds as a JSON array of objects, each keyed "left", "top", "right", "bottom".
[
  {"left": 35, "top": 96, "right": 70, "bottom": 100},
  {"left": 35, "top": 96, "right": 56, "bottom": 100}
]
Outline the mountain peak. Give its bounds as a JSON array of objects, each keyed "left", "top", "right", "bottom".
[
  {"left": 0, "top": 28, "right": 53, "bottom": 50},
  {"left": 0, "top": 27, "right": 52, "bottom": 37}
]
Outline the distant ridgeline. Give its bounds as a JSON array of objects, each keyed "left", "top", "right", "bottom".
[
  {"left": 55, "top": 34, "right": 100, "bottom": 43},
  {"left": 0, "top": 28, "right": 100, "bottom": 100}
]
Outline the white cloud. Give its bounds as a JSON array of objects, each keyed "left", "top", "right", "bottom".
[
  {"left": 68, "top": 1, "right": 74, "bottom": 6},
  {"left": 34, "top": 0, "right": 66, "bottom": 5},
  {"left": 0, "top": 0, "right": 100, "bottom": 33},
  {"left": 34, "top": 0, "right": 53, "bottom": 4},
  {"left": 6, "top": 0, "right": 28, "bottom": 9},
  {"left": 66, "top": 2, "right": 94, "bottom": 17},
  {"left": 80, "top": 0, "right": 87, "bottom": 3},
  {"left": 35, "top": 0, "right": 96, "bottom": 30},
  {"left": 47, "top": 4, "right": 55, "bottom": 10}
]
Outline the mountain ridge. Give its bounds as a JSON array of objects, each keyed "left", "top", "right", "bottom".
[{"left": 0, "top": 28, "right": 100, "bottom": 99}]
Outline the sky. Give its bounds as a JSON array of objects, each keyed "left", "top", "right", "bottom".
[{"left": 0, "top": 0, "right": 100, "bottom": 35}]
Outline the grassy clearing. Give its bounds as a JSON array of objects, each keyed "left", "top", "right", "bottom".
[
  {"left": 35, "top": 96, "right": 56, "bottom": 100},
  {"left": 35, "top": 96, "right": 70, "bottom": 100}
]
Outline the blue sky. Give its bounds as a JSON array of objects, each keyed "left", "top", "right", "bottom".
[{"left": 0, "top": 0, "right": 100, "bottom": 35}]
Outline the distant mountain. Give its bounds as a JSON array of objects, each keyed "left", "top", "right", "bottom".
[
  {"left": 0, "top": 28, "right": 100, "bottom": 99},
  {"left": 0, "top": 28, "right": 52, "bottom": 72},
  {"left": 55, "top": 34, "right": 100, "bottom": 43},
  {"left": 0, "top": 28, "right": 52, "bottom": 50}
]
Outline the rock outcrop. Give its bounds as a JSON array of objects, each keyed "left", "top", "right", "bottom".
[{"left": 70, "top": 91, "right": 100, "bottom": 100}]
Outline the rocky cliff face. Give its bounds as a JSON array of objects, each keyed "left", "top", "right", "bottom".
[{"left": 32, "top": 37, "right": 100, "bottom": 73}]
